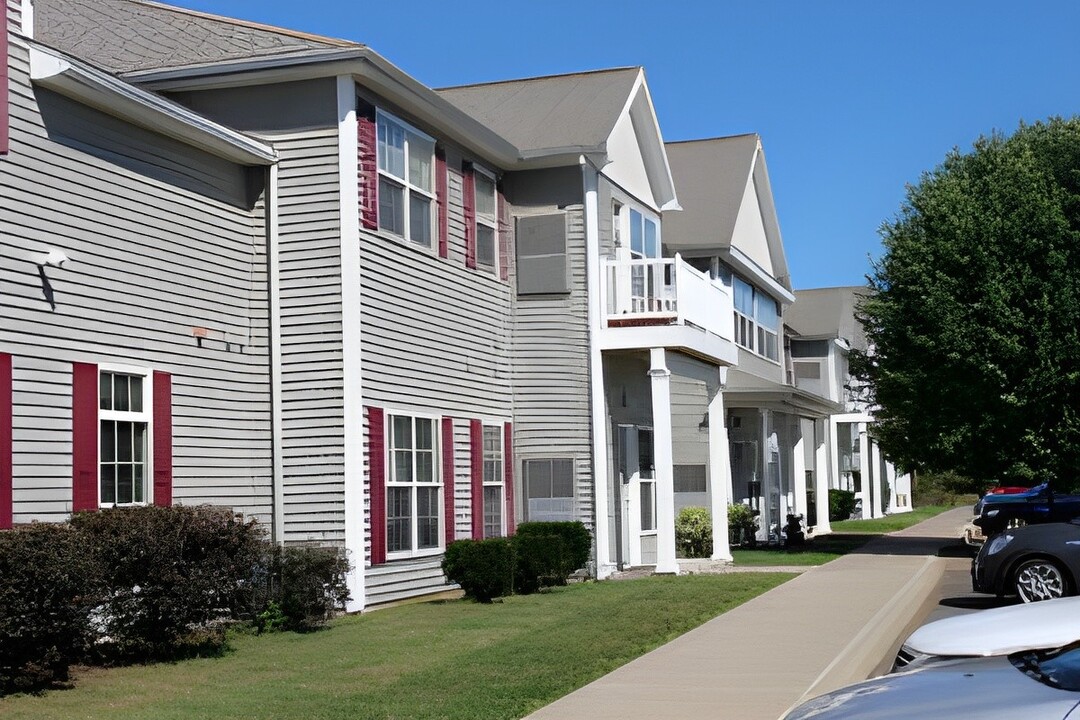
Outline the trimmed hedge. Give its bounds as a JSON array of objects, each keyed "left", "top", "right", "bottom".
[
  {"left": 515, "top": 521, "right": 590, "bottom": 578},
  {"left": 442, "top": 538, "right": 514, "bottom": 602},
  {"left": 828, "top": 489, "right": 858, "bottom": 522},
  {"left": 513, "top": 533, "right": 565, "bottom": 594},
  {"left": 255, "top": 545, "right": 351, "bottom": 632}
]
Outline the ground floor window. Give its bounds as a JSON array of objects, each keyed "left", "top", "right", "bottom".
[
  {"left": 387, "top": 414, "right": 440, "bottom": 556},
  {"left": 482, "top": 424, "right": 504, "bottom": 538},
  {"left": 99, "top": 370, "right": 150, "bottom": 506},
  {"left": 524, "top": 458, "right": 575, "bottom": 522}
]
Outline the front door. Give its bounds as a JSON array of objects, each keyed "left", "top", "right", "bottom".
[{"left": 617, "top": 424, "right": 656, "bottom": 567}]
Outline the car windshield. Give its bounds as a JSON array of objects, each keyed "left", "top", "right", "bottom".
[{"left": 1010, "top": 642, "right": 1080, "bottom": 691}]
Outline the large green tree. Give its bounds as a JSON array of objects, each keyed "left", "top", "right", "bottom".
[{"left": 852, "top": 118, "right": 1080, "bottom": 489}]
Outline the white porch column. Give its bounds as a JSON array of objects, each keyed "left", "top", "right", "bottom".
[
  {"left": 709, "top": 368, "right": 732, "bottom": 561},
  {"left": 792, "top": 420, "right": 808, "bottom": 520},
  {"left": 886, "top": 460, "right": 898, "bottom": 513},
  {"left": 871, "top": 440, "right": 885, "bottom": 518},
  {"left": 857, "top": 422, "right": 871, "bottom": 518},
  {"left": 814, "top": 418, "right": 832, "bottom": 534},
  {"left": 649, "top": 348, "right": 678, "bottom": 574}
]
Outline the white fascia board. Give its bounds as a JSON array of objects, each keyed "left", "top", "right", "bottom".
[
  {"left": 722, "top": 245, "right": 797, "bottom": 305},
  {"left": 127, "top": 48, "right": 521, "bottom": 170},
  {"left": 608, "top": 70, "right": 680, "bottom": 212},
  {"left": 751, "top": 146, "right": 792, "bottom": 289},
  {"left": 28, "top": 44, "right": 276, "bottom": 165}
]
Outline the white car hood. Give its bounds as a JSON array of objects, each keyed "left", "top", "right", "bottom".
[{"left": 905, "top": 597, "right": 1080, "bottom": 656}]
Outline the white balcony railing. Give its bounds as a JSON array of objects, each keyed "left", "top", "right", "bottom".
[{"left": 602, "top": 254, "right": 734, "bottom": 343}]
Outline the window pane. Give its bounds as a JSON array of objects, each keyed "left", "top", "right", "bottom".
[
  {"left": 417, "top": 487, "right": 439, "bottom": 549},
  {"left": 100, "top": 465, "right": 116, "bottom": 505},
  {"left": 483, "top": 426, "right": 500, "bottom": 452},
  {"left": 734, "top": 277, "right": 754, "bottom": 315},
  {"left": 644, "top": 218, "right": 658, "bottom": 258},
  {"left": 133, "top": 424, "right": 146, "bottom": 463},
  {"left": 484, "top": 459, "right": 500, "bottom": 484},
  {"left": 379, "top": 178, "right": 405, "bottom": 235},
  {"left": 476, "top": 225, "right": 495, "bottom": 267},
  {"left": 755, "top": 293, "right": 779, "bottom": 331},
  {"left": 387, "top": 487, "right": 411, "bottom": 553},
  {"left": 408, "top": 134, "right": 434, "bottom": 192},
  {"left": 483, "top": 486, "right": 502, "bottom": 538},
  {"left": 416, "top": 450, "right": 434, "bottom": 483},
  {"left": 415, "top": 418, "right": 433, "bottom": 450},
  {"left": 393, "top": 450, "right": 412, "bottom": 483},
  {"left": 99, "top": 372, "right": 113, "bottom": 411},
  {"left": 640, "top": 482, "right": 655, "bottom": 531},
  {"left": 133, "top": 464, "right": 144, "bottom": 504},
  {"left": 392, "top": 415, "right": 412, "bottom": 450},
  {"left": 630, "top": 209, "right": 643, "bottom": 256},
  {"left": 552, "top": 459, "right": 575, "bottom": 498},
  {"left": 129, "top": 375, "right": 143, "bottom": 413},
  {"left": 101, "top": 420, "right": 116, "bottom": 463},
  {"left": 474, "top": 174, "right": 496, "bottom": 217},
  {"left": 638, "top": 428, "right": 654, "bottom": 480},
  {"left": 526, "top": 460, "right": 552, "bottom": 499},
  {"left": 117, "top": 464, "right": 133, "bottom": 505},
  {"left": 409, "top": 194, "right": 432, "bottom": 246},
  {"left": 378, "top": 118, "right": 405, "bottom": 179},
  {"left": 117, "top": 422, "right": 133, "bottom": 462},
  {"left": 114, "top": 375, "right": 130, "bottom": 412}
]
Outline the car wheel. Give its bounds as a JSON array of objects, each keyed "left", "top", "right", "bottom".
[{"left": 1013, "top": 558, "right": 1071, "bottom": 603}]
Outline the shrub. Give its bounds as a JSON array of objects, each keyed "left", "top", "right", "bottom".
[
  {"left": 442, "top": 538, "right": 514, "bottom": 602},
  {"left": 914, "top": 471, "right": 981, "bottom": 508},
  {"left": 0, "top": 523, "right": 102, "bottom": 694},
  {"left": 512, "top": 533, "right": 566, "bottom": 594},
  {"left": 828, "top": 489, "right": 858, "bottom": 522},
  {"left": 515, "top": 521, "right": 590, "bottom": 577},
  {"left": 728, "top": 504, "right": 758, "bottom": 547},
  {"left": 675, "top": 507, "right": 712, "bottom": 558},
  {"left": 254, "top": 545, "right": 350, "bottom": 632},
  {"left": 70, "top": 505, "right": 265, "bottom": 661}
]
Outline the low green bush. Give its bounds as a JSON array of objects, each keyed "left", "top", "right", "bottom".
[
  {"left": 0, "top": 523, "right": 101, "bottom": 694},
  {"left": 442, "top": 538, "right": 514, "bottom": 602},
  {"left": 828, "top": 489, "right": 858, "bottom": 522},
  {"left": 254, "top": 545, "right": 350, "bottom": 632},
  {"left": 675, "top": 507, "right": 712, "bottom": 558},
  {"left": 512, "top": 533, "right": 566, "bottom": 594},
  {"left": 515, "top": 521, "right": 590, "bottom": 577},
  {"left": 728, "top": 504, "right": 758, "bottom": 547}
]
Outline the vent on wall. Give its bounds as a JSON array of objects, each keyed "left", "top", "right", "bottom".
[
  {"left": 515, "top": 214, "right": 569, "bottom": 295},
  {"left": 673, "top": 464, "right": 707, "bottom": 493}
]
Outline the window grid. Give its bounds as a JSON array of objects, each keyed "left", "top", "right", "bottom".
[
  {"left": 474, "top": 170, "right": 498, "bottom": 271},
  {"left": 482, "top": 425, "right": 503, "bottom": 538},
  {"left": 377, "top": 112, "right": 436, "bottom": 247},
  {"left": 387, "top": 414, "right": 441, "bottom": 556},
  {"left": 732, "top": 276, "right": 780, "bottom": 362},
  {"left": 98, "top": 371, "right": 149, "bottom": 507}
]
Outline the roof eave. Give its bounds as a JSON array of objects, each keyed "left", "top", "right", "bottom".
[{"left": 28, "top": 43, "right": 277, "bottom": 165}]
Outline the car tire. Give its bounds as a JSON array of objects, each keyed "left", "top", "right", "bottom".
[{"left": 1013, "top": 558, "right": 1072, "bottom": 603}]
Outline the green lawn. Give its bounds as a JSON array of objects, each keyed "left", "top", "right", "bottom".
[
  {"left": 830, "top": 504, "right": 956, "bottom": 533},
  {"left": 731, "top": 533, "right": 874, "bottom": 566},
  {"left": 1, "top": 573, "right": 793, "bottom": 720}
]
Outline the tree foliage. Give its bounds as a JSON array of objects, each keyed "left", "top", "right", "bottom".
[{"left": 852, "top": 118, "right": 1080, "bottom": 489}]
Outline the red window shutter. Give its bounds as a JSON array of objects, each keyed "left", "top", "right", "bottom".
[
  {"left": 152, "top": 371, "right": 172, "bottom": 507},
  {"left": 463, "top": 164, "right": 477, "bottom": 270},
  {"left": 0, "top": 353, "right": 12, "bottom": 529},
  {"left": 503, "top": 422, "right": 515, "bottom": 536},
  {"left": 441, "top": 417, "right": 455, "bottom": 545},
  {"left": 0, "top": 1, "right": 9, "bottom": 156},
  {"left": 436, "top": 149, "right": 449, "bottom": 258},
  {"left": 368, "top": 407, "right": 386, "bottom": 565},
  {"left": 357, "top": 104, "right": 378, "bottom": 231},
  {"left": 71, "top": 362, "right": 98, "bottom": 513},
  {"left": 497, "top": 188, "right": 511, "bottom": 282},
  {"left": 469, "top": 419, "right": 482, "bottom": 539}
]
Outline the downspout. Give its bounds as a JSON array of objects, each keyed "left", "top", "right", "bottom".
[{"left": 266, "top": 164, "right": 285, "bottom": 544}]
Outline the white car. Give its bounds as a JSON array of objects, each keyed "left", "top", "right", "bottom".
[{"left": 894, "top": 596, "right": 1080, "bottom": 670}]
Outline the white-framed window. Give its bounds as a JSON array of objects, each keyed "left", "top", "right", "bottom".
[
  {"left": 482, "top": 424, "right": 504, "bottom": 538},
  {"left": 524, "top": 458, "right": 575, "bottom": 522},
  {"left": 733, "top": 276, "right": 780, "bottom": 362},
  {"left": 386, "top": 413, "right": 441, "bottom": 557},
  {"left": 628, "top": 208, "right": 660, "bottom": 259},
  {"left": 474, "top": 168, "right": 498, "bottom": 272},
  {"left": 377, "top": 111, "right": 436, "bottom": 247},
  {"left": 98, "top": 367, "right": 151, "bottom": 506}
]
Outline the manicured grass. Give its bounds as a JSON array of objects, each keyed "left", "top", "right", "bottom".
[
  {"left": 731, "top": 533, "right": 874, "bottom": 566},
  {"left": 831, "top": 504, "right": 956, "bottom": 534},
  {"left": 0, "top": 573, "right": 793, "bottom": 720}
]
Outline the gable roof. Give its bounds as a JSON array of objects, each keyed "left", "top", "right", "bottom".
[
  {"left": 35, "top": 0, "right": 358, "bottom": 74},
  {"left": 787, "top": 286, "right": 869, "bottom": 350},
  {"left": 436, "top": 67, "right": 642, "bottom": 158}
]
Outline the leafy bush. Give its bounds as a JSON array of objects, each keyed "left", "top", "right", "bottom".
[
  {"left": 70, "top": 505, "right": 266, "bottom": 661},
  {"left": 442, "top": 538, "right": 514, "bottom": 602},
  {"left": 828, "top": 489, "right": 858, "bottom": 522},
  {"left": 728, "top": 504, "right": 758, "bottom": 547},
  {"left": 914, "top": 471, "right": 982, "bottom": 507},
  {"left": 254, "top": 545, "right": 350, "bottom": 632},
  {"left": 0, "top": 523, "right": 101, "bottom": 694},
  {"left": 515, "top": 521, "right": 590, "bottom": 577},
  {"left": 512, "top": 533, "right": 566, "bottom": 594},
  {"left": 675, "top": 507, "right": 712, "bottom": 558}
]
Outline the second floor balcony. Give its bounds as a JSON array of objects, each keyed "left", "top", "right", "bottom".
[{"left": 599, "top": 255, "right": 738, "bottom": 366}]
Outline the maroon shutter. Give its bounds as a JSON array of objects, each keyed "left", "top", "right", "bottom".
[
  {"left": 0, "top": 1, "right": 9, "bottom": 156},
  {"left": 441, "top": 417, "right": 455, "bottom": 545},
  {"left": 469, "top": 419, "right": 482, "bottom": 539},
  {"left": 0, "top": 353, "right": 11, "bottom": 529},
  {"left": 497, "top": 188, "right": 511, "bottom": 282},
  {"left": 368, "top": 407, "right": 386, "bottom": 565},
  {"left": 357, "top": 104, "right": 378, "bottom": 231},
  {"left": 152, "top": 371, "right": 172, "bottom": 507},
  {"left": 71, "top": 362, "right": 98, "bottom": 513},
  {"left": 503, "top": 422, "right": 515, "bottom": 536},
  {"left": 436, "top": 149, "right": 449, "bottom": 258},
  {"left": 463, "top": 164, "right": 477, "bottom": 270}
]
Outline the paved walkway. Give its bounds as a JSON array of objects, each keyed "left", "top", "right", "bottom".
[{"left": 526, "top": 507, "right": 973, "bottom": 720}]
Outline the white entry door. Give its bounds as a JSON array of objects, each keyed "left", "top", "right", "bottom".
[{"left": 617, "top": 424, "right": 656, "bottom": 567}]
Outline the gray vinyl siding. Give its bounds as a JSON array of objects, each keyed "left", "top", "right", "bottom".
[
  {"left": 272, "top": 128, "right": 346, "bottom": 546},
  {"left": 1, "top": 43, "right": 272, "bottom": 523},
  {"left": 505, "top": 168, "right": 594, "bottom": 532}
]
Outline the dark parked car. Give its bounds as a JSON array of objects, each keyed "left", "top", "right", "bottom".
[
  {"left": 973, "top": 520, "right": 1080, "bottom": 603},
  {"left": 974, "top": 483, "right": 1080, "bottom": 535}
]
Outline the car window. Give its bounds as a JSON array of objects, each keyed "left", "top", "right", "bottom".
[{"left": 1010, "top": 642, "right": 1080, "bottom": 691}]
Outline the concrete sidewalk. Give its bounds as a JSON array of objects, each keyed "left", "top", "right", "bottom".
[{"left": 526, "top": 507, "right": 972, "bottom": 720}]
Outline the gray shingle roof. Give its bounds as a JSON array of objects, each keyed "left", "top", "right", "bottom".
[
  {"left": 436, "top": 67, "right": 641, "bottom": 156},
  {"left": 787, "top": 286, "right": 869, "bottom": 350},
  {"left": 35, "top": 0, "right": 359, "bottom": 74},
  {"left": 662, "top": 134, "right": 760, "bottom": 252}
]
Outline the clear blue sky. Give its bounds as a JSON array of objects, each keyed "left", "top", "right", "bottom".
[{"left": 174, "top": 1, "right": 1080, "bottom": 289}]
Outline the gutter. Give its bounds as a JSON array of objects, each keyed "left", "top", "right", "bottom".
[{"left": 28, "top": 43, "right": 277, "bottom": 166}]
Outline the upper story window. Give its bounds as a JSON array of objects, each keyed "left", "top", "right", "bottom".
[
  {"left": 629, "top": 209, "right": 659, "bottom": 259},
  {"left": 99, "top": 370, "right": 150, "bottom": 506},
  {"left": 733, "top": 276, "right": 780, "bottom": 362},
  {"left": 474, "top": 169, "right": 498, "bottom": 271},
  {"left": 377, "top": 112, "right": 435, "bottom": 247},
  {"left": 386, "top": 413, "right": 441, "bottom": 557}
]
